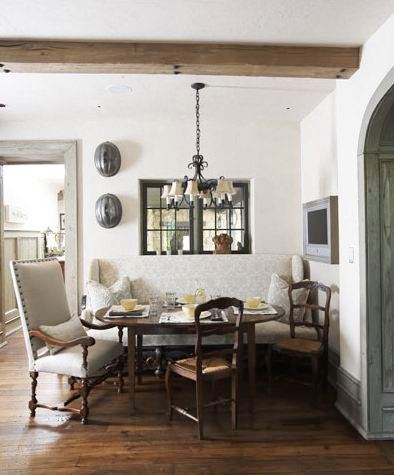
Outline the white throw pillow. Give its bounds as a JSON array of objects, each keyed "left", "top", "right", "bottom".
[
  {"left": 267, "top": 273, "right": 309, "bottom": 323},
  {"left": 40, "top": 316, "right": 87, "bottom": 354},
  {"left": 86, "top": 277, "right": 132, "bottom": 314}
]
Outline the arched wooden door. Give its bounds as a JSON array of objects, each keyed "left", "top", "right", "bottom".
[{"left": 364, "top": 84, "right": 394, "bottom": 436}]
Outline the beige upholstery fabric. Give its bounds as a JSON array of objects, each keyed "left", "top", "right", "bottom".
[
  {"left": 255, "top": 320, "right": 317, "bottom": 344},
  {"left": 90, "top": 254, "right": 297, "bottom": 304},
  {"left": 34, "top": 340, "right": 123, "bottom": 378},
  {"left": 10, "top": 259, "right": 72, "bottom": 366},
  {"left": 40, "top": 316, "right": 87, "bottom": 354},
  {"left": 10, "top": 259, "right": 122, "bottom": 378}
]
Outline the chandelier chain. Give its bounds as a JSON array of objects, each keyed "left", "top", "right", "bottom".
[{"left": 195, "top": 89, "right": 200, "bottom": 156}]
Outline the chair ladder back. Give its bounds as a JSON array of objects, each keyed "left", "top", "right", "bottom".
[
  {"left": 194, "top": 297, "right": 244, "bottom": 373},
  {"left": 288, "top": 281, "right": 331, "bottom": 345}
]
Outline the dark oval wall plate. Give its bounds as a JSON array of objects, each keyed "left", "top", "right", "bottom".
[
  {"left": 94, "top": 141, "right": 121, "bottom": 177},
  {"left": 95, "top": 194, "right": 122, "bottom": 228}
]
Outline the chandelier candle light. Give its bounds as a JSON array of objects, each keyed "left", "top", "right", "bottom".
[{"left": 161, "top": 83, "right": 235, "bottom": 209}]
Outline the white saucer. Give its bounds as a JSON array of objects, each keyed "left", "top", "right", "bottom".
[
  {"left": 244, "top": 302, "right": 269, "bottom": 311},
  {"left": 116, "top": 304, "right": 145, "bottom": 312}
]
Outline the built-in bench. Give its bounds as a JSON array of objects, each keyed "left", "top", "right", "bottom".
[{"left": 82, "top": 254, "right": 317, "bottom": 347}]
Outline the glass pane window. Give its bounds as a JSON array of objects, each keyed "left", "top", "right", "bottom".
[
  {"left": 140, "top": 181, "right": 249, "bottom": 255},
  {"left": 200, "top": 183, "right": 249, "bottom": 253},
  {"left": 141, "top": 182, "right": 194, "bottom": 254}
]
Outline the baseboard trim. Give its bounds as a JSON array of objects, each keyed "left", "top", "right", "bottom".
[
  {"left": 0, "top": 340, "right": 8, "bottom": 349},
  {"left": 327, "top": 350, "right": 365, "bottom": 437}
]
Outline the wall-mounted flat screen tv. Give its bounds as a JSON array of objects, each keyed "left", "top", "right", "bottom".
[{"left": 303, "top": 196, "right": 338, "bottom": 264}]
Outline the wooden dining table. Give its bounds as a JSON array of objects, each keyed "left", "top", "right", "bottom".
[{"left": 99, "top": 304, "right": 284, "bottom": 415}]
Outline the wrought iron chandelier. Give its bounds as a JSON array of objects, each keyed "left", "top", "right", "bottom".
[{"left": 161, "top": 83, "right": 235, "bottom": 209}]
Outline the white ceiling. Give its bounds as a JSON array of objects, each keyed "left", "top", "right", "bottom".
[
  {"left": 0, "top": 73, "right": 336, "bottom": 122},
  {"left": 0, "top": 1, "right": 392, "bottom": 123},
  {"left": 1, "top": 0, "right": 393, "bottom": 46}
]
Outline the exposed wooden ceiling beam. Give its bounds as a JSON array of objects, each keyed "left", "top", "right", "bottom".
[{"left": 0, "top": 40, "right": 359, "bottom": 79}]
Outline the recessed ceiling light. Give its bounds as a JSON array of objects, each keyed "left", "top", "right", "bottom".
[{"left": 107, "top": 85, "right": 132, "bottom": 95}]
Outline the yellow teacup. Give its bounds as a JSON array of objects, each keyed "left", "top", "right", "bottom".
[
  {"left": 120, "top": 298, "right": 138, "bottom": 311},
  {"left": 246, "top": 297, "right": 261, "bottom": 309},
  {"left": 182, "top": 304, "right": 197, "bottom": 318},
  {"left": 183, "top": 293, "right": 196, "bottom": 304}
]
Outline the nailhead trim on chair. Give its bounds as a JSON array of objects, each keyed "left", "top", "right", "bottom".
[{"left": 12, "top": 258, "right": 60, "bottom": 352}]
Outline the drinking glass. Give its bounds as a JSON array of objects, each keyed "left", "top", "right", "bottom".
[
  {"left": 165, "top": 292, "right": 176, "bottom": 310},
  {"left": 149, "top": 296, "right": 163, "bottom": 316}
]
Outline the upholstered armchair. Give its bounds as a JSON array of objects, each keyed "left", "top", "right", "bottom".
[{"left": 10, "top": 258, "right": 124, "bottom": 424}]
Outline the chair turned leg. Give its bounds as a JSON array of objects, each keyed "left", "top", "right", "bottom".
[
  {"left": 29, "top": 371, "right": 38, "bottom": 418},
  {"left": 231, "top": 370, "right": 239, "bottom": 430},
  {"left": 117, "top": 355, "right": 124, "bottom": 394},
  {"left": 196, "top": 379, "right": 204, "bottom": 440},
  {"left": 322, "top": 350, "right": 329, "bottom": 391},
  {"left": 165, "top": 366, "right": 173, "bottom": 421},
  {"left": 311, "top": 356, "right": 320, "bottom": 405},
  {"left": 80, "top": 379, "right": 90, "bottom": 424},
  {"left": 264, "top": 345, "right": 273, "bottom": 390}
]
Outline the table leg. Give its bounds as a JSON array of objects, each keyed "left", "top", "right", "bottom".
[
  {"left": 137, "top": 334, "right": 143, "bottom": 385},
  {"left": 128, "top": 327, "right": 136, "bottom": 416},
  {"left": 247, "top": 324, "right": 256, "bottom": 412}
]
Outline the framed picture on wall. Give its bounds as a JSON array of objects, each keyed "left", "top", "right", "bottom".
[{"left": 59, "top": 213, "right": 65, "bottom": 230}]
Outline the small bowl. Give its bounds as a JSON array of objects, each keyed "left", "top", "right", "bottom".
[
  {"left": 120, "top": 298, "right": 138, "bottom": 311},
  {"left": 182, "top": 304, "right": 197, "bottom": 318},
  {"left": 245, "top": 297, "right": 261, "bottom": 309}
]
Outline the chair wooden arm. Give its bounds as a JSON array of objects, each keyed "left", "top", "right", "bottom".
[
  {"left": 79, "top": 318, "right": 116, "bottom": 331},
  {"left": 29, "top": 329, "right": 95, "bottom": 348}
]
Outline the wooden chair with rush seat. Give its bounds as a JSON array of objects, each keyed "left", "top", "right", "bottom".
[
  {"left": 165, "top": 297, "right": 244, "bottom": 440},
  {"left": 269, "top": 281, "right": 331, "bottom": 402}
]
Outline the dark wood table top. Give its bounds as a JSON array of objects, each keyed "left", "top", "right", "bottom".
[{"left": 97, "top": 304, "right": 285, "bottom": 333}]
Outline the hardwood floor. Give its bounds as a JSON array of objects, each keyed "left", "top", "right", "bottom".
[{"left": 1, "top": 331, "right": 394, "bottom": 475}]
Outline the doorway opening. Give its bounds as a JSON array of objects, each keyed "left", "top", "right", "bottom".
[{"left": 0, "top": 141, "right": 78, "bottom": 349}]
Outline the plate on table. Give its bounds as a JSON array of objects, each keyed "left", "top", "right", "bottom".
[
  {"left": 243, "top": 302, "right": 269, "bottom": 311},
  {"left": 114, "top": 304, "right": 145, "bottom": 312},
  {"left": 182, "top": 311, "right": 211, "bottom": 320}
]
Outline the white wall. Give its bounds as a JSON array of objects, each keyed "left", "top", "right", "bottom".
[
  {"left": 0, "top": 113, "right": 302, "bottom": 284},
  {"left": 3, "top": 165, "right": 63, "bottom": 232},
  {"left": 300, "top": 93, "right": 340, "bottom": 354},
  {"left": 335, "top": 15, "right": 394, "bottom": 380},
  {"left": 300, "top": 14, "right": 394, "bottom": 379}
]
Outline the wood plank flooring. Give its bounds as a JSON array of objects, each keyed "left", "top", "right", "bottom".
[{"left": 1, "top": 331, "right": 394, "bottom": 475}]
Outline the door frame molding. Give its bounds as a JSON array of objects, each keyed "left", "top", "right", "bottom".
[{"left": 0, "top": 140, "right": 78, "bottom": 347}]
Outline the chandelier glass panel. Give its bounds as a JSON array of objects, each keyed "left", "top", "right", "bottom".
[{"left": 161, "top": 83, "right": 235, "bottom": 209}]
